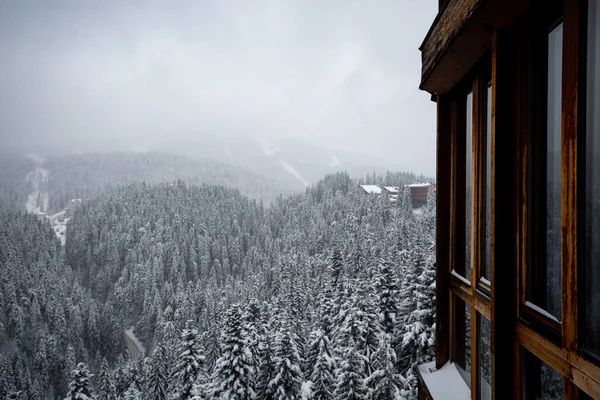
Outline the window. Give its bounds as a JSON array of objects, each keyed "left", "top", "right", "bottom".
[
  {"left": 448, "top": 57, "right": 492, "bottom": 396},
  {"left": 466, "top": 91, "right": 474, "bottom": 279},
  {"left": 521, "top": 348, "right": 563, "bottom": 399},
  {"left": 482, "top": 84, "right": 492, "bottom": 284},
  {"left": 582, "top": 0, "right": 600, "bottom": 361},
  {"left": 525, "top": 19, "right": 563, "bottom": 325},
  {"left": 477, "top": 316, "right": 492, "bottom": 400},
  {"left": 452, "top": 90, "right": 473, "bottom": 281},
  {"left": 453, "top": 295, "right": 471, "bottom": 386}
]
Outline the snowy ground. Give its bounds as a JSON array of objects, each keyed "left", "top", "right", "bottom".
[
  {"left": 24, "top": 156, "right": 71, "bottom": 245},
  {"left": 125, "top": 327, "right": 145, "bottom": 361},
  {"left": 25, "top": 155, "right": 49, "bottom": 214},
  {"left": 50, "top": 211, "right": 70, "bottom": 246}
]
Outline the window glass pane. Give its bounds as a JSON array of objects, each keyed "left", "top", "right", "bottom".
[
  {"left": 545, "top": 22, "right": 562, "bottom": 318},
  {"left": 526, "top": 22, "right": 563, "bottom": 321},
  {"left": 477, "top": 315, "right": 492, "bottom": 400},
  {"left": 453, "top": 295, "right": 471, "bottom": 387},
  {"left": 521, "top": 348, "right": 563, "bottom": 399},
  {"left": 465, "top": 91, "right": 473, "bottom": 277},
  {"left": 484, "top": 84, "right": 492, "bottom": 282},
  {"left": 584, "top": 0, "right": 600, "bottom": 358}
]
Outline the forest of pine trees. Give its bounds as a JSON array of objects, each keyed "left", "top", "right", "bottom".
[{"left": 0, "top": 167, "right": 436, "bottom": 399}]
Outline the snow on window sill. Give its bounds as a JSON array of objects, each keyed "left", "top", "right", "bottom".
[{"left": 417, "top": 361, "right": 471, "bottom": 400}]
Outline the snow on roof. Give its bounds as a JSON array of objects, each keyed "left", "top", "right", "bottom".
[
  {"left": 383, "top": 186, "right": 399, "bottom": 193},
  {"left": 418, "top": 361, "right": 471, "bottom": 400},
  {"left": 408, "top": 182, "right": 431, "bottom": 188},
  {"left": 359, "top": 185, "right": 382, "bottom": 194}
]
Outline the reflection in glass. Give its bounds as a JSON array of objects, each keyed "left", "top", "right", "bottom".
[
  {"left": 522, "top": 348, "right": 563, "bottom": 399},
  {"left": 545, "top": 22, "right": 562, "bottom": 319},
  {"left": 465, "top": 92, "right": 473, "bottom": 277},
  {"left": 526, "top": 22, "right": 563, "bottom": 321},
  {"left": 453, "top": 296, "right": 471, "bottom": 387},
  {"left": 484, "top": 84, "right": 492, "bottom": 282},
  {"left": 584, "top": 0, "right": 600, "bottom": 358},
  {"left": 478, "top": 316, "right": 492, "bottom": 400}
]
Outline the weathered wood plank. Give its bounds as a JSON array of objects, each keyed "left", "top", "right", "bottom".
[
  {"left": 560, "top": 0, "right": 579, "bottom": 354},
  {"left": 420, "top": 0, "right": 481, "bottom": 92},
  {"left": 516, "top": 324, "right": 571, "bottom": 377},
  {"left": 420, "top": 0, "right": 532, "bottom": 94}
]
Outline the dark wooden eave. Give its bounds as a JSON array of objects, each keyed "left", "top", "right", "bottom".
[{"left": 419, "top": 0, "right": 532, "bottom": 95}]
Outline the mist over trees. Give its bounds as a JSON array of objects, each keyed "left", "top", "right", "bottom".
[{"left": 0, "top": 161, "right": 436, "bottom": 399}]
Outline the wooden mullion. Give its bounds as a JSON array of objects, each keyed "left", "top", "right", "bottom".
[
  {"left": 564, "top": 380, "right": 578, "bottom": 400},
  {"left": 516, "top": 323, "right": 571, "bottom": 377},
  {"left": 451, "top": 278, "right": 492, "bottom": 321},
  {"left": 436, "top": 94, "right": 453, "bottom": 369},
  {"left": 491, "top": 25, "right": 519, "bottom": 400},
  {"left": 560, "top": 0, "right": 580, "bottom": 356},
  {"left": 517, "top": 322, "right": 600, "bottom": 394}
]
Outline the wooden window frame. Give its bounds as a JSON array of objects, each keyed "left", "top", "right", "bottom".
[
  {"left": 514, "top": 0, "right": 600, "bottom": 398},
  {"left": 517, "top": 0, "right": 565, "bottom": 340},
  {"left": 447, "top": 55, "right": 493, "bottom": 400},
  {"left": 431, "top": 1, "right": 600, "bottom": 398},
  {"left": 578, "top": 0, "right": 600, "bottom": 369}
]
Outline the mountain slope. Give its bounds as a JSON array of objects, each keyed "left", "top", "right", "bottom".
[{"left": 37, "top": 152, "right": 297, "bottom": 212}]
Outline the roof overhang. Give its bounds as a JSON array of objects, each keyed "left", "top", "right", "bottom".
[{"left": 419, "top": 0, "right": 532, "bottom": 95}]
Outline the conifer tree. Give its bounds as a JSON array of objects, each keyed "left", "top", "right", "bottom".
[
  {"left": 122, "top": 382, "right": 141, "bottom": 400},
  {"left": 211, "top": 304, "right": 256, "bottom": 399},
  {"left": 268, "top": 321, "right": 304, "bottom": 400},
  {"left": 365, "top": 333, "right": 404, "bottom": 400},
  {"left": 399, "top": 256, "right": 436, "bottom": 376},
  {"left": 256, "top": 306, "right": 276, "bottom": 399},
  {"left": 97, "top": 358, "right": 117, "bottom": 400},
  {"left": 171, "top": 320, "right": 206, "bottom": 400},
  {"left": 145, "top": 344, "right": 169, "bottom": 400},
  {"left": 334, "top": 336, "right": 367, "bottom": 400},
  {"left": 373, "top": 258, "right": 398, "bottom": 335},
  {"left": 64, "top": 363, "right": 95, "bottom": 400},
  {"left": 307, "top": 330, "right": 335, "bottom": 400}
]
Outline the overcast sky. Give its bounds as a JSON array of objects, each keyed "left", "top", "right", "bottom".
[{"left": 0, "top": 0, "right": 437, "bottom": 174}]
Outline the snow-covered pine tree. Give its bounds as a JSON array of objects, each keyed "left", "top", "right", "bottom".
[
  {"left": 145, "top": 344, "right": 169, "bottom": 400},
  {"left": 268, "top": 319, "right": 304, "bottom": 400},
  {"left": 256, "top": 304, "right": 277, "bottom": 399},
  {"left": 211, "top": 303, "right": 256, "bottom": 399},
  {"left": 423, "top": 186, "right": 436, "bottom": 234},
  {"left": 96, "top": 358, "right": 117, "bottom": 400},
  {"left": 307, "top": 330, "right": 335, "bottom": 400},
  {"left": 64, "top": 363, "right": 95, "bottom": 400},
  {"left": 399, "top": 255, "right": 436, "bottom": 375},
  {"left": 354, "top": 285, "right": 381, "bottom": 378},
  {"left": 170, "top": 320, "right": 206, "bottom": 400},
  {"left": 122, "top": 382, "right": 141, "bottom": 400},
  {"left": 365, "top": 333, "right": 405, "bottom": 400},
  {"left": 329, "top": 249, "right": 345, "bottom": 318},
  {"left": 334, "top": 335, "right": 368, "bottom": 400},
  {"left": 373, "top": 257, "right": 399, "bottom": 336}
]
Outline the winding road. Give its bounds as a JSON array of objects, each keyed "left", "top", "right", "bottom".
[{"left": 125, "top": 327, "right": 144, "bottom": 361}]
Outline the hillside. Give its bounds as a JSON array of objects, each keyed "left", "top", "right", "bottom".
[
  {"left": 0, "top": 171, "right": 436, "bottom": 399},
  {"left": 21, "top": 152, "right": 298, "bottom": 213}
]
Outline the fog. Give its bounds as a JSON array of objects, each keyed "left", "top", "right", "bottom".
[{"left": 0, "top": 0, "right": 437, "bottom": 175}]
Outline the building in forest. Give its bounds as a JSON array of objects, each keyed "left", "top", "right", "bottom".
[
  {"left": 359, "top": 184, "right": 383, "bottom": 195},
  {"left": 417, "top": 0, "right": 600, "bottom": 399},
  {"left": 406, "top": 183, "right": 431, "bottom": 208}
]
